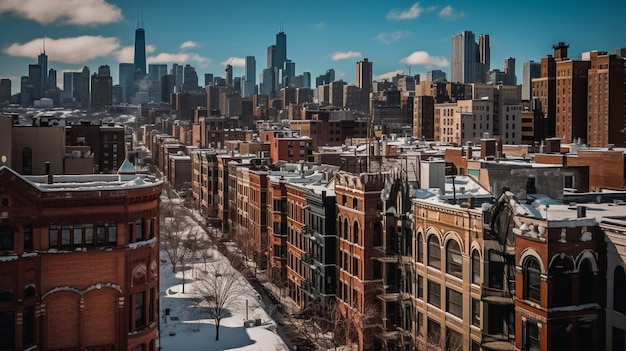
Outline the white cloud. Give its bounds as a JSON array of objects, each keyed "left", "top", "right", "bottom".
[
  {"left": 439, "top": 5, "right": 464, "bottom": 20},
  {"left": 315, "top": 22, "right": 326, "bottom": 30},
  {"left": 330, "top": 51, "right": 361, "bottom": 61},
  {"left": 0, "top": 0, "right": 122, "bottom": 25},
  {"left": 4, "top": 36, "right": 120, "bottom": 64},
  {"left": 387, "top": 2, "right": 424, "bottom": 20},
  {"left": 180, "top": 41, "right": 199, "bottom": 50},
  {"left": 375, "top": 31, "right": 411, "bottom": 45},
  {"left": 400, "top": 51, "right": 449, "bottom": 67},
  {"left": 148, "top": 52, "right": 212, "bottom": 68},
  {"left": 374, "top": 70, "right": 404, "bottom": 81},
  {"left": 221, "top": 57, "right": 245, "bottom": 67}
]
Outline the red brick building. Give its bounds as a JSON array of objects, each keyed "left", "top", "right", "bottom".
[{"left": 0, "top": 165, "right": 162, "bottom": 351}]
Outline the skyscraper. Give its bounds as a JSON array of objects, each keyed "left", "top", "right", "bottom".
[
  {"left": 0, "top": 79, "right": 10, "bottom": 104},
  {"left": 267, "top": 45, "right": 277, "bottom": 69},
  {"left": 356, "top": 58, "right": 372, "bottom": 114},
  {"left": 148, "top": 63, "right": 167, "bottom": 101},
  {"left": 522, "top": 61, "right": 541, "bottom": 100},
  {"left": 451, "top": 31, "right": 487, "bottom": 84},
  {"left": 91, "top": 65, "right": 112, "bottom": 111},
  {"left": 81, "top": 66, "right": 90, "bottom": 108},
  {"left": 276, "top": 29, "right": 287, "bottom": 70},
  {"left": 38, "top": 48, "right": 48, "bottom": 96},
  {"left": 477, "top": 34, "right": 490, "bottom": 83},
  {"left": 182, "top": 64, "right": 198, "bottom": 92},
  {"left": 225, "top": 64, "right": 233, "bottom": 87},
  {"left": 282, "top": 60, "right": 295, "bottom": 87},
  {"left": 243, "top": 56, "right": 256, "bottom": 97},
  {"left": 119, "top": 63, "right": 135, "bottom": 103},
  {"left": 503, "top": 57, "right": 516, "bottom": 85},
  {"left": 171, "top": 64, "right": 183, "bottom": 92},
  {"left": 47, "top": 69, "right": 57, "bottom": 90},
  {"left": 28, "top": 64, "right": 42, "bottom": 101},
  {"left": 133, "top": 19, "right": 147, "bottom": 92}
]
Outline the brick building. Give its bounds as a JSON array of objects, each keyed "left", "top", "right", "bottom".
[{"left": 0, "top": 165, "right": 162, "bottom": 350}]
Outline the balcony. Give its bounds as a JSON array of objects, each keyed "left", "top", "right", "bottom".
[
  {"left": 481, "top": 286, "right": 514, "bottom": 305},
  {"left": 481, "top": 332, "right": 516, "bottom": 351},
  {"left": 301, "top": 253, "right": 315, "bottom": 266}
]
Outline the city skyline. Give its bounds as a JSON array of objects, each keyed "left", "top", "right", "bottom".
[{"left": 1, "top": 0, "right": 625, "bottom": 95}]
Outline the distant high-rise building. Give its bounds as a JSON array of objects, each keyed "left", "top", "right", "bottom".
[
  {"left": 315, "top": 69, "right": 335, "bottom": 87},
  {"left": 243, "top": 56, "right": 256, "bottom": 97},
  {"left": 522, "top": 61, "right": 541, "bottom": 100},
  {"left": 427, "top": 70, "right": 447, "bottom": 82},
  {"left": 283, "top": 60, "right": 295, "bottom": 87},
  {"left": 234, "top": 77, "right": 241, "bottom": 92},
  {"left": 161, "top": 74, "right": 175, "bottom": 103},
  {"left": 503, "top": 57, "right": 517, "bottom": 85},
  {"left": 276, "top": 29, "right": 287, "bottom": 70},
  {"left": 38, "top": 47, "right": 48, "bottom": 95},
  {"left": 172, "top": 64, "right": 184, "bottom": 92},
  {"left": 118, "top": 63, "right": 135, "bottom": 103},
  {"left": 81, "top": 66, "right": 90, "bottom": 108},
  {"left": 204, "top": 73, "right": 214, "bottom": 87},
  {"left": 356, "top": 58, "right": 372, "bottom": 114},
  {"left": 0, "top": 78, "right": 10, "bottom": 104},
  {"left": 302, "top": 72, "right": 311, "bottom": 89},
  {"left": 91, "top": 65, "right": 112, "bottom": 111},
  {"left": 148, "top": 63, "right": 167, "bottom": 101},
  {"left": 28, "top": 64, "right": 42, "bottom": 101},
  {"left": 225, "top": 64, "right": 233, "bottom": 87},
  {"left": 261, "top": 67, "right": 279, "bottom": 98},
  {"left": 451, "top": 31, "right": 488, "bottom": 84},
  {"left": 613, "top": 47, "right": 626, "bottom": 58},
  {"left": 477, "top": 34, "right": 490, "bottom": 83},
  {"left": 47, "top": 69, "right": 57, "bottom": 90},
  {"left": 133, "top": 20, "right": 147, "bottom": 91},
  {"left": 267, "top": 45, "right": 277, "bottom": 69},
  {"left": 182, "top": 65, "right": 198, "bottom": 92}
]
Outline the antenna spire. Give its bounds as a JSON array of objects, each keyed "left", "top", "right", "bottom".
[
  {"left": 280, "top": 13, "right": 283, "bottom": 32},
  {"left": 42, "top": 37, "right": 45, "bottom": 54}
]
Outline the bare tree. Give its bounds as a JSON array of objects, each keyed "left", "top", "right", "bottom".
[
  {"left": 160, "top": 213, "right": 193, "bottom": 274},
  {"left": 194, "top": 264, "right": 244, "bottom": 341}
]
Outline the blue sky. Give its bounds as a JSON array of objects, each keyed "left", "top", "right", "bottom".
[{"left": 1, "top": 0, "right": 625, "bottom": 95}]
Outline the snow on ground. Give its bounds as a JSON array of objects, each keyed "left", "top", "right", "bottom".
[{"left": 158, "top": 196, "right": 288, "bottom": 351}]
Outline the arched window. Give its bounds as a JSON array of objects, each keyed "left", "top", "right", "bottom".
[
  {"left": 446, "top": 240, "right": 463, "bottom": 278},
  {"left": 471, "top": 250, "right": 481, "bottom": 284},
  {"left": 343, "top": 219, "right": 348, "bottom": 240},
  {"left": 22, "top": 147, "right": 32, "bottom": 175},
  {"left": 579, "top": 259, "right": 595, "bottom": 304},
  {"left": 353, "top": 221, "right": 359, "bottom": 245},
  {"left": 524, "top": 257, "right": 541, "bottom": 303},
  {"left": 549, "top": 254, "right": 574, "bottom": 307},
  {"left": 0, "top": 227, "right": 13, "bottom": 251},
  {"left": 417, "top": 233, "right": 424, "bottom": 263},
  {"left": 428, "top": 235, "right": 441, "bottom": 270},
  {"left": 614, "top": 266, "right": 626, "bottom": 314}
]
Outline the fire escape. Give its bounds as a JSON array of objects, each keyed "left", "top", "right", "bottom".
[
  {"left": 481, "top": 190, "right": 517, "bottom": 351},
  {"left": 377, "top": 174, "right": 415, "bottom": 351}
]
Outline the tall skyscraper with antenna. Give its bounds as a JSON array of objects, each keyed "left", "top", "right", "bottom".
[
  {"left": 276, "top": 26, "right": 287, "bottom": 70},
  {"left": 38, "top": 38, "right": 48, "bottom": 96},
  {"left": 134, "top": 15, "right": 147, "bottom": 93}
]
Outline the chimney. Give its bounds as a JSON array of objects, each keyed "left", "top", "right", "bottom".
[
  {"left": 45, "top": 161, "right": 53, "bottom": 184},
  {"left": 577, "top": 206, "right": 587, "bottom": 218}
]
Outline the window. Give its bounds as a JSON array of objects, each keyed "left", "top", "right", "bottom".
[
  {"left": 427, "top": 319, "right": 441, "bottom": 346},
  {"left": 428, "top": 235, "right": 440, "bottom": 269},
  {"left": 0, "top": 226, "right": 13, "bottom": 251},
  {"left": 23, "top": 225, "right": 33, "bottom": 250},
  {"left": 417, "top": 233, "right": 423, "bottom": 263},
  {"left": 22, "top": 306, "right": 34, "bottom": 345},
  {"left": 446, "top": 328, "right": 463, "bottom": 351},
  {"left": 73, "top": 225, "right": 83, "bottom": 245},
  {"left": 22, "top": 147, "right": 32, "bottom": 175},
  {"left": 108, "top": 223, "right": 117, "bottom": 244},
  {"left": 428, "top": 280, "right": 441, "bottom": 308},
  {"left": 614, "top": 266, "right": 625, "bottom": 313},
  {"left": 0, "top": 311, "right": 14, "bottom": 349},
  {"left": 471, "top": 250, "right": 481, "bottom": 284},
  {"left": 134, "top": 291, "right": 146, "bottom": 329},
  {"left": 49, "top": 224, "right": 58, "bottom": 247},
  {"left": 417, "top": 275, "right": 423, "bottom": 299},
  {"left": 579, "top": 259, "right": 595, "bottom": 304},
  {"left": 85, "top": 224, "right": 94, "bottom": 244},
  {"left": 373, "top": 222, "right": 382, "bottom": 247},
  {"left": 416, "top": 312, "right": 423, "bottom": 337},
  {"left": 353, "top": 221, "right": 359, "bottom": 245},
  {"left": 524, "top": 320, "right": 540, "bottom": 351},
  {"left": 446, "top": 288, "right": 462, "bottom": 318},
  {"left": 524, "top": 257, "right": 541, "bottom": 303},
  {"left": 446, "top": 240, "right": 463, "bottom": 278},
  {"left": 471, "top": 298, "right": 480, "bottom": 327},
  {"left": 135, "top": 219, "right": 145, "bottom": 241},
  {"left": 97, "top": 222, "right": 106, "bottom": 244}
]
